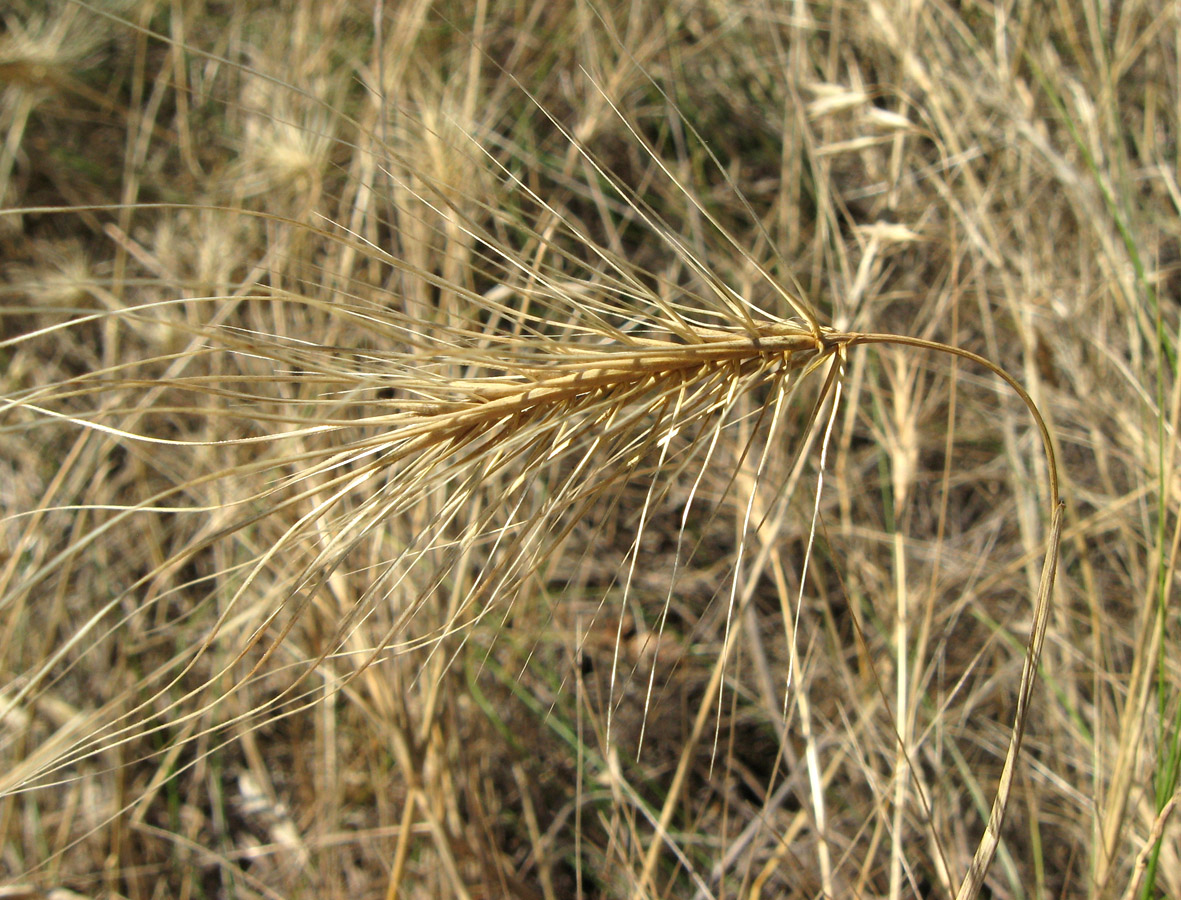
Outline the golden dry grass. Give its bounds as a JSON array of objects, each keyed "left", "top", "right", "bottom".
[{"left": 1, "top": 1, "right": 1178, "bottom": 898}]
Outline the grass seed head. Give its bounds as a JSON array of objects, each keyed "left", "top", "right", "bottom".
[{"left": 0, "top": 1, "right": 1172, "bottom": 899}]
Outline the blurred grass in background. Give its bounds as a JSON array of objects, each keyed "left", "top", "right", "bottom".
[{"left": 1, "top": 1, "right": 1178, "bottom": 898}]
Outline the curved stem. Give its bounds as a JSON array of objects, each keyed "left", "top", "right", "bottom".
[
  {"left": 828, "top": 330, "right": 1060, "bottom": 508},
  {"left": 824, "top": 329, "right": 1064, "bottom": 900}
]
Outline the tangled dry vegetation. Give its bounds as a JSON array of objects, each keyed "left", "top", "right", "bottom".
[{"left": 1, "top": 1, "right": 1178, "bottom": 898}]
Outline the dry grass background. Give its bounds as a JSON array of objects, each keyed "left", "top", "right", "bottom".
[{"left": 0, "top": 0, "right": 1178, "bottom": 898}]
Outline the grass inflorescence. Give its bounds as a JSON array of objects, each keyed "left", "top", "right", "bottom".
[{"left": 1, "top": 1, "right": 1177, "bottom": 898}]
